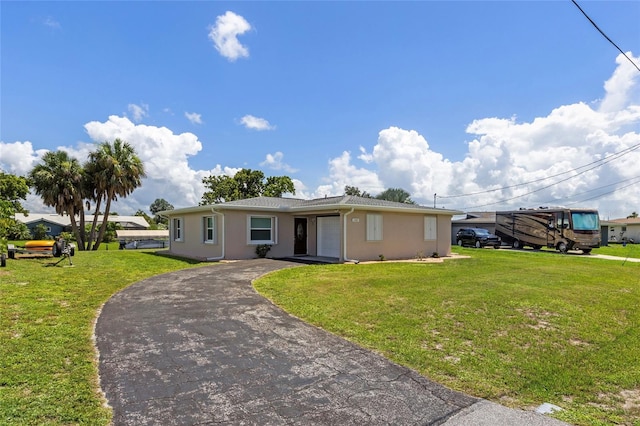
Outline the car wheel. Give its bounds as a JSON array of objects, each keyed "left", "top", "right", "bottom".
[
  {"left": 457, "top": 239, "right": 463, "bottom": 247},
  {"left": 557, "top": 241, "right": 568, "bottom": 253},
  {"left": 512, "top": 240, "right": 522, "bottom": 249},
  {"left": 475, "top": 241, "right": 482, "bottom": 248}
]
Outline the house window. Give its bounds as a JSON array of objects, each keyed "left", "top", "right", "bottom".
[
  {"left": 172, "top": 217, "right": 183, "bottom": 242},
  {"left": 248, "top": 216, "right": 277, "bottom": 244},
  {"left": 203, "top": 216, "right": 216, "bottom": 244},
  {"left": 366, "top": 214, "right": 383, "bottom": 241},
  {"left": 424, "top": 216, "right": 437, "bottom": 240}
]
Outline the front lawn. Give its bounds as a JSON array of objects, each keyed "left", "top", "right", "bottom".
[
  {"left": 255, "top": 248, "right": 640, "bottom": 425},
  {"left": 594, "top": 243, "right": 640, "bottom": 259},
  {"left": 0, "top": 249, "right": 204, "bottom": 424}
]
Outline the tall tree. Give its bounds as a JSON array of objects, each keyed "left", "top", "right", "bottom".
[
  {"left": 150, "top": 198, "right": 174, "bottom": 224},
  {"left": 0, "top": 172, "right": 31, "bottom": 250},
  {"left": 375, "top": 188, "right": 415, "bottom": 204},
  {"left": 201, "top": 169, "right": 295, "bottom": 204},
  {"left": 29, "top": 151, "right": 87, "bottom": 247},
  {"left": 0, "top": 172, "right": 30, "bottom": 214},
  {"left": 628, "top": 211, "right": 638, "bottom": 219},
  {"left": 87, "top": 139, "right": 145, "bottom": 250},
  {"left": 344, "top": 185, "right": 371, "bottom": 198}
]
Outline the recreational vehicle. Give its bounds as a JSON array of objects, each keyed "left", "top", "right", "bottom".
[{"left": 495, "top": 208, "right": 600, "bottom": 254}]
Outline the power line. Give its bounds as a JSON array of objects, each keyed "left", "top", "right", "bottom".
[
  {"left": 439, "top": 141, "right": 640, "bottom": 200},
  {"left": 541, "top": 175, "right": 640, "bottom": 205},
  {"left": 567, "top": 178, "right": 640, "bottom": 205},
  {"left": 458, "top": 148, "right": 640, "bottom": 210},
  {"left": 571, "top": 0, "right": 640, "bottom": 73}
]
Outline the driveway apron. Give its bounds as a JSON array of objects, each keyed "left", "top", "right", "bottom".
[{"left": 94, "top": 259, "right": 499, "bottom": 424}]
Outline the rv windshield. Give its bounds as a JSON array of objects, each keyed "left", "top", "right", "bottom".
[{"left": 571, "top": 212, "right": 600, "bottom": 231}]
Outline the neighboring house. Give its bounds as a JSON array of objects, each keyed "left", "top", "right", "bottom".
[
  {"left": 452, "top": 212, "right": 496, "bottom": 244},
  {"left": 160, "top": 195, "right": 461, "bottom": 262},
  {"left": 607, "top": 217, "right": 640, "bottom": 243},
  {"left": 14, "top": 213, "right": 150, "bottom": 237}
]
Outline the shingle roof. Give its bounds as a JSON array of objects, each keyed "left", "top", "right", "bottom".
[{"left": 205, "top": 195, "right": 460, "bottom": 214}]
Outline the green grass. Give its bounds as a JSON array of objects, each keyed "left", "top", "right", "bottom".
[
  {"left": 0, "top": 248, "right": 204, "bottom": 425},
  {"left": 254, "top": 248, "right": 640, "bottom": 425},
  {"left": 594, "top": 243, "right": 640, "bottom": 259}
]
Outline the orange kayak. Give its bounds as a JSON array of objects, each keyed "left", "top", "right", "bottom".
[{"left": 24, "top": 240, "right": 56, "bottom": 251}]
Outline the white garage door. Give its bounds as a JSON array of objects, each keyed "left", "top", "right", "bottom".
[{"left": 317, "top": 216, "right": 340, "bottom": 258}]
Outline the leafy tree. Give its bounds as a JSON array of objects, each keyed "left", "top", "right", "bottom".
[
  {"left": 150, "top": 198, "right": 173, "bottom": 224},
  {"left": 135, "top": 209, "right": 159, "bottom": 229},
  {"left": 5, "top": 221, "right": 31, "bottom": 240},
  {"left": 375, "top": 188, "right": 415, "bottom": 204},
  {"left": 628, "top": 211, "right": 638, "bottom": 219},
  {"left": 0, "top": 200, "right": 14, "bottom": 254},
  {"left": 86, "top": 139, "right": 145, "bottom": 250},
  {"left": 0, "top": 172, "right": 30, "bottom": 214},
  {"left": 0, "top": 172, "right": 31, "bottom": 252},
  {"left": 344, "top": 185, "right": 371, "bottom": 198},
  {"left": 201, "top": 169, "right": 295, "bottom": 204},
  {"left": 29, "top": 151, "right": 86, "bottom": 247},
  {"left": 33, "top": 223, "right": 48, "bottom": 240}
]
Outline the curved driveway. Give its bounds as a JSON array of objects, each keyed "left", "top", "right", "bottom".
[{"left": 95, "top": 259, "right": 568, "bottom": 425}]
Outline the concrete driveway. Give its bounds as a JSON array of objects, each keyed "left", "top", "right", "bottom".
[{"left": 95, "top": 259, "right": 568, "bottom": 425}]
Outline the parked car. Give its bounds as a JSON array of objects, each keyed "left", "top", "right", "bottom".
[{"left": 456, "top": 228, "right": 501, "bottom": 248}]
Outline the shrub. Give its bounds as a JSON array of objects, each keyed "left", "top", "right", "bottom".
[{"left": 255, "top": 244, "right": 272, "bottom": 258}]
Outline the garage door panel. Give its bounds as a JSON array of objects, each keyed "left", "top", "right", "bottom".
[{"left": 317, "top": 216, "right": 340, "bottom": 258}]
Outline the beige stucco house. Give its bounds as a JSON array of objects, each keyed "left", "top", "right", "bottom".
[
  {"left": 160, "top": 195, "right": 461, "bottom": 263},
  {"left": 607, "top": 217, "right": 640, "bottom": 243}
]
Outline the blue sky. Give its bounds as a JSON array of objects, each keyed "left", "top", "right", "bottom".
[{"left": 1, "top": 1, "right": 639, "bottom": 219}]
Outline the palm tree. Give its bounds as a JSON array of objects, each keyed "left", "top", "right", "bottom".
[
  {"left": 28, "top": 151, "right": 86, "bottom": 247},
  {"left": 375, "top": 188, "right": 415, "bottom": 204},
  {"left": 87, "top": 139, "right": 145, "bottom": 250}
]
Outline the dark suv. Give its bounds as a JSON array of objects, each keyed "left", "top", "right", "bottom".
[{"left": 456, "top": 228, "right": 501, "bottom": 249}]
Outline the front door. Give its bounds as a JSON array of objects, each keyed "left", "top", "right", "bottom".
[{"left": 294, "top": 218, "right": 307, "bottom": 255}]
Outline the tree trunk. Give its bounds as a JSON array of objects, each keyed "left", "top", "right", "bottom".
[
  {"left": 93, "top": 193, "right": 112, "bottom": 251},
  {"left": 68, "top": 206, "right": 85, "bottom": 250},
  {"left": 87, "top": 197, "right": 103, "bottom": 250}
]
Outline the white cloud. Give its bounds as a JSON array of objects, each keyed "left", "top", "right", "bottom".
[
  {"left": 260, "top": 152, "right": 298, "bottom": 173},
  {"left": 208, "top": 11, "right": 251, "bottom": 62},
  {"left": 0, "top": 141, "right": 47, "bottom": 175},
  {"left": 83, "top": 115, "right": 213, "bottom": 212},
  {"left": 43, "top": 17, "right": 61, "bottom": 30},
  {"left": 128, "top": 103, "right": 149, "bottom": 123},
  {"left": 600, "top": 53, "right": 640, "bottom": 113},
  {"left": 185, "top": 111, "right": 203, "bottom": 125},
  {"left": 313, "top": 54, "right": 640, "bottom": 219},
  {"left": 240, "top": 115, "right": 275, "bottom": 131},
  {"left": 312, "top": 151, "right": 384, "bottom": 199}
]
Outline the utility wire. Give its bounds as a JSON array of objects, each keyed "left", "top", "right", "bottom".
[
  {"left": 571, "top": 0, "right": 640, "bottom": 73},
  {"left": 541, "top": 175, "right": 640, "bottom": 205},
  {"left": 567, "top": 179, "right": 640, "bottom": 205},
  {"left": 458, "top": 149, "right": 640, "bottom": 210},
  {"left": 440, "top": 141, "right": 640, "bottom": 200}
]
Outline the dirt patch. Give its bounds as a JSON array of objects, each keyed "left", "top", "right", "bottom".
[
  {"left": 620, "top": 389, "right": 640, "bottom": 413},
  {"left": 517, "top": 308, "right": 558, "bottom": 331}
]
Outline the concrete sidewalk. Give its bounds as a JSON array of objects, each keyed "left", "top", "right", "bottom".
[{"left": 95, "top": 259, "right": 568, "bottom": 425}]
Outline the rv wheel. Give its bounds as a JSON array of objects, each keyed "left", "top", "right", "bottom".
[
  {"left": 512, "top": 240, "right": 522, "bottom": 249},
  {"left": 557, "top": 241, "right": 568, "bottom": 253}
]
